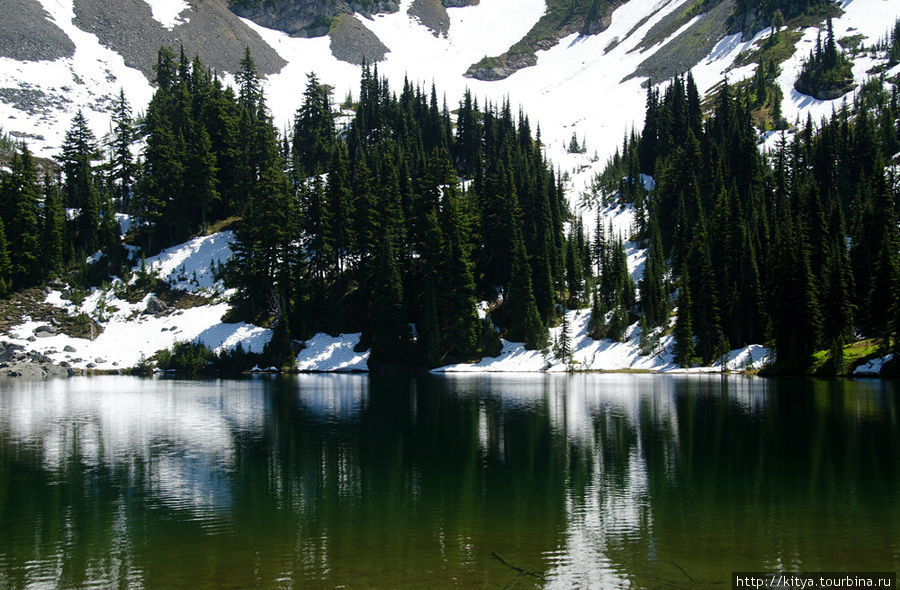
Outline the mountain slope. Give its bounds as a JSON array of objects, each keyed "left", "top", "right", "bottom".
[{"left": 1, "top": 0, "right": 899, "bottom": 375}]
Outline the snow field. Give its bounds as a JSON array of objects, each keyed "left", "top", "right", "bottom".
[{"left": 142, "top": 0, "right": 190, "bottom": 29}]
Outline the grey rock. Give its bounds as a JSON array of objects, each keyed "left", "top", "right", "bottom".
[
  {"left": 145, "top": 295, "right": 168, "bottom": 315},
  {"left": 35, "top": 325, "right": 57, "bottom": 337},
  {"left": 0, "top": 361, "right": 70, "bottom": 379},
  {"left": 94, "top": 358, "right": 106, "bottom": 364},
  {"left": 63, "top": 345, "right": 77, "bottom": 353}
]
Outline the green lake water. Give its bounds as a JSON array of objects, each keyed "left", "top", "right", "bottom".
[{"left": 0, "top": 374, "right": 897, "bottom": 588}]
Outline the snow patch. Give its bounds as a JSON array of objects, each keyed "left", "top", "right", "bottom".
[
  {"left": 133, "top": 231, "right": 234, "bottom": 292},
  {"left": 853, "top": 353, "right": 894, "bottom": 376},
  {"left": 296, "top": 333, "right": 370, "bottom": 372},
  {"left": 142, "top": 0, "right": 190, "bottom": 29},
  {"left": 712, "top": 344, "right": 772, "bottom": 371}
]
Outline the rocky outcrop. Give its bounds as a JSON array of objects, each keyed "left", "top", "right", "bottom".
[
  {"left": 329, "top": 15, "right": 388, "bottom": 64},
  {"left": 230, "top": 0, "right": 399, "bottom": 38},
  {"left": 73, "top": 0, "right": 286, "bottom": 79},
  {"left": 0, "top": 341, "right": 73, "bottom": 379}
]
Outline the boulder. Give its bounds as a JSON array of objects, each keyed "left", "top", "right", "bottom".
[
  {"left": 145, "top": 295, "right": 168, "bottom": 315},
  {"left": 35, "top": 325, "right": 58, "bottom": 337}
]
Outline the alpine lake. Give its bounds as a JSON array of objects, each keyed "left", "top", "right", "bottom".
[{"left": 0, "top": 373, "right": 897, "bottom": 589}]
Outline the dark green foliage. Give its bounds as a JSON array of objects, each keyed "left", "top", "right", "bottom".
[
  {"left": 565, "top": 229, "right": 584, "bottom": 306},
  {"left": 1, "top": 147, "right": 42, "bottom": 287},
  {"left": 156, "top": 341, "right": 213, "bottom": 373},
  {"left": 599, "top": 63, "right": 899, "bottom": 371},
  {"left": 60, "top": 110, "right": 100, "bottom": 209},
  {"left": 228, "top": 157, "right": 297, "bottom": 323},
  {"left": 503, "top": 228, "right": 547, "bottom": 350},
  {"left": 110, "top": 89, "right": 135, "bottom": 211},
  {"left": 292, "top": 73, "right": 336, "bottom": 178}
]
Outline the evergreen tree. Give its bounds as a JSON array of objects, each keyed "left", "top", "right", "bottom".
[
  {"left": 293, "top": 72, "right": 335, "bottom": 178},
  {"left": 0, "top": 219, "right": 9, "bottom": 297},
  {"left": 76, "top": 158, "right": 101, "bottom": 254},
  {"left": 324, "top": 146, "right": 353, "bottom": 274},
  {"left": 639, "top": 214, "right": 667, "bottom": 327},
  {"left": 587, "top": 286, "right": 605, "bottom": 340},
  {"left": 565, "top": 231, "right": 584, "bottom": 307},
  {"left": 2, "top": 146, "right": 42, "bottom": 287},
  {"left": 369, "top": 233, "right": 413, "bottom": 367},
  {"left": 186, "top": 124, "right": 220, "bottom": 230},
  {"left": 110, "top": 88, "right": 135, "bottom": 211},
  {"left": 237, "top": 47, "right": 262, "bottom": 112},
  {"left": 673, "top": 269, "right": 696, "bottom": 366},
  {"left": 505, "top": 228, "right": 546, "bottom": 350},
  {"left": 439, "top": 182, "right": 480, "bottom": 360},
  {"left": 557, "top": 310, "right": 572, "bottom": 364},
  {"left": 228, "top": 158, "right": 297, "bottom": 322},
  {"left": 41, "top": 175, "right": 65, "bottom": 276},
  {"left": 60, "top": 110, "right": 100, "bottom": 209}
]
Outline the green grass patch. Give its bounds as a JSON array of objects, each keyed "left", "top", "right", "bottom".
[
  {"left": 810, "top": 338, "right": 882, "bottom": 376},
  {"left": 734, "top": 29, "right": 802, "bottom": 69}
]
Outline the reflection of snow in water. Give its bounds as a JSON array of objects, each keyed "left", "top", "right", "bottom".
[
  {"left": 1, "top": 376, "right": 267, "bottom": 517},
  {"left": 294, "top": 374, "right": 369, "bottom": 421},
  {"left": 445, "top": 373, "right": 773, "bottom": 588}
]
